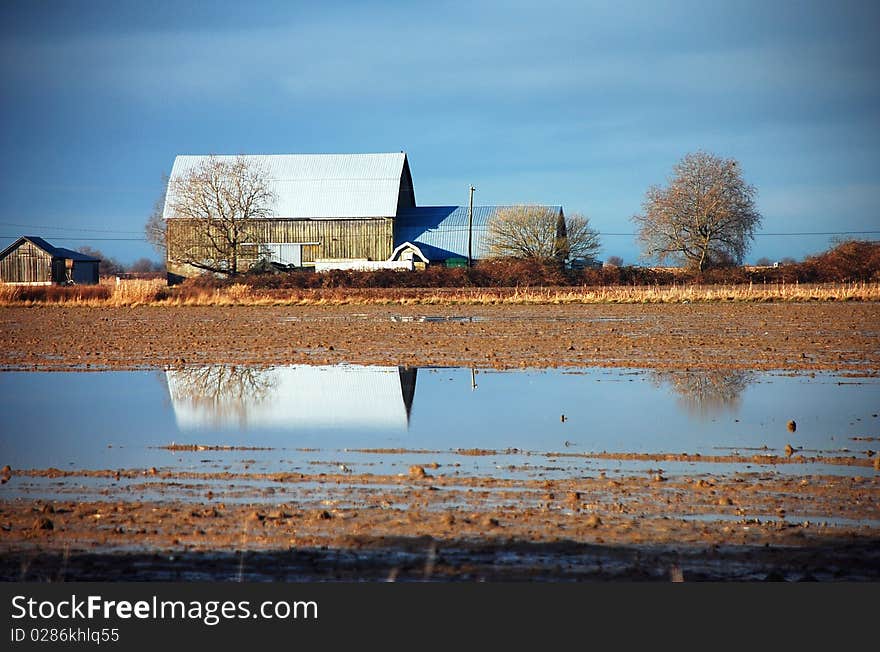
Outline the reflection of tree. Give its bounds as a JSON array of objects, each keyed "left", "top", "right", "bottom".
[
  {"left": 651, "top": 370, "right": 753, "bottom": 417},
  {"left": 167, "top": 365, "right": 278, "bottom": 428}
]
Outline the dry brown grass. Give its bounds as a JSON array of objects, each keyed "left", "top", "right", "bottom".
[
  {"left": 1, "top": 280, "right": 879, "bottom": 307},
  {"left": 106, "top": 279, "right": 169, "bottom": 306},
  {"left": 0, "top": 285, "right": 22, "bottom": 303},
  {"left": 0, "top": 284, "right": 111, "bottom": 303}
]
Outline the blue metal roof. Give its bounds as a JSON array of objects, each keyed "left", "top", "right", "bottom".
[
  {"left": 52, "top": 247, "right": 100, "bottom": 262},
  {"left": 0, "top": 236, "right": 100, "bottom": 262},
  {"left": 395, "top": 206, "right": 563, "bottom": 260}
]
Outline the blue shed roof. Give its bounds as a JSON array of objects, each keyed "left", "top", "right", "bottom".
[
  {"left": 0, "top": 236, "right": 100, "bottom": 262},
  {"left": 52, "top": 247, "right": 101, "bottom": 262},
  {"left": 395, "top": 206, "right": 563, "bottom": 261}
]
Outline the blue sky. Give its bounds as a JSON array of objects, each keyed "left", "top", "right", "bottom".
[{"left": 1, "top": 0, "right": 878, "bottom": 265}]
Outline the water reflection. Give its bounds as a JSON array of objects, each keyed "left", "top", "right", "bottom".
[
  {"left": 166, "top": 365, "right": 417, "bottom": 431},
  {"left": 650, "top": 370, "right": 754, "bottom": 417},
  {"left": 390, "top": 315, "right": 485, "bottom": 323},
  {"left": 165, "top": 365, "right": 278, "bottom": 428},
  {"left": 165, "top": 365, "right": 756, "bottom": 432},
  {"left": 2, "top": 366, "right": 877, "bottom": 471}
]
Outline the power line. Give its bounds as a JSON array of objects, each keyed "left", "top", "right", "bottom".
[
  {"left": 585, "top": 230, "right": 880, "bottom": 236},
  {"left": 0, "top": 235, "right": 146, "bottom": 241},
  {"left": 2, "top": 226, "right": 876, "bottom": 244},
  {"left": 418, "top": 227, "right": 880, "bottom": 237},
  {"left": 753, "top": 231, "right": 880, "bottom": 236},
  {"left": 3, "top": 218, "right": 877, "bottom": 239},
  {"left": 0, "top": 221, "right": 143, "bottom": 235}
]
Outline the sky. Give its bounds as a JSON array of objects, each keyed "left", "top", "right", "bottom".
[{"left": 1, "top": 0, "right": 878, "bottom": 266}]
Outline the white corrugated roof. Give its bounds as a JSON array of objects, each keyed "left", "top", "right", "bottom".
[{"left": 163, "top": 153, "right": 408, "bottom": 219}]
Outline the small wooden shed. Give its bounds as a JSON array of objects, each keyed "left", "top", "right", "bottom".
[{"left": 0, "top": 236, "right": 101, "bottom": 285}]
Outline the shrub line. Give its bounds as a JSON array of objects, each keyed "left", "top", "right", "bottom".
[{"left": 1, "top": 279, "right": 879, "bottom": 306}]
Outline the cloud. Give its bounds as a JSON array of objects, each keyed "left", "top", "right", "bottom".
[
  {"left": 3, "top": 2, "right": 876, "bottom": 112},
  {"left": 759, "top": 182, "right": 880, "bottom": 225}
]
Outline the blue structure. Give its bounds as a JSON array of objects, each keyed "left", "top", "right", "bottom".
[
  {"left": 0, "top": 235, "right": 101, "bottom": 285},
  {"left": 395, "top": 205, "right": 564, "bottom": 263}
]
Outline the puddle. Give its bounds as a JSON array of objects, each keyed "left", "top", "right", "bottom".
[
  {"left": 0, "top": 365, "right": 877, "bottom": 476},
  {"left": 390, "top": 315, "right": 487, "bottom": 323},
  {"left": 672, "top": 512, "right": 880, "bottom": 529},
  {"left": 386, "top": 314, "right": 645, "bottom": 324}
]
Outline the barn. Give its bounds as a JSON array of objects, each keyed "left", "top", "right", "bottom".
[
  {"left": 162, "top": 151, "right": 563, "bottom": 276},
  {"left": 0, "top": 236, "right": 100, "bottom": 285},
  {"left": 163, "top": 152, "right": 415, "bottom": 278}
]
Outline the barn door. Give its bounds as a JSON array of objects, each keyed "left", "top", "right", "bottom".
[
  {"left": 260, "top": 243, "right": 303, "bottom": 267},
  {"left": 52, "top": 259, "right": 67, "bottom": 284},
  {"left": 276, "top": 243, "right": 302, "bottom": 267}
]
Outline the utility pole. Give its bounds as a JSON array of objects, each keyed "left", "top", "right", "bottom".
[{"left": 467, "top": 185, "right": 475, "bottom": 268}]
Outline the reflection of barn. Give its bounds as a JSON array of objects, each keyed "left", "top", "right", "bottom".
[
  {"left": 165, "top": 364, "right": 417, "bottom": 431},
  {"left": 0, "top": 236, "right": 100, "bottom": 285},
  {"left": 162, "top": 151, "right": 563, "bottom": 276}
]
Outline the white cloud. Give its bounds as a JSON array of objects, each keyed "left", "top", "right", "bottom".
[
  {"left": 4, "top": 6, "right": 875, "bottom": 110},
  {"left": 757, "top": 182, "right": 880, "bottom": 235}
]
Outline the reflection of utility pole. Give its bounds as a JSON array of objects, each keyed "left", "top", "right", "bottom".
[
  {"left": 467, "top": 185, "right": 476, "bottom": 268},
  {"left": 471, "top": 368, "right": 477, "bottom": 390}
]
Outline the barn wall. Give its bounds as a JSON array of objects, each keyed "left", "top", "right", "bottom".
[
  {"left": 52, "top": 259, "right": 67, "bottom": 284},
  {"left": 166, "top": 218, "right": 394, "bottom": 276},
  {"left": 0, "top": 241, "right": 53, "bottom": 284},
  {"left": 71, "top": 261, "right": 100, "bottom": 284}
]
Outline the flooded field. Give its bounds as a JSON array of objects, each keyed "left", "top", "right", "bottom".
[
  {"left": 2, "top": 364, "right": 879, "bottom": 581},
  {"left": 1, "top": 303, "right": 878, "bottom": 580},
  {"left": 0, "top": 365, "right": 877, "bottom": 475}
]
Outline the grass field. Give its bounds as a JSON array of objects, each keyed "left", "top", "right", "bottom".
[{"left": 2, "top": 278, "right": 879, "bottom": 306}]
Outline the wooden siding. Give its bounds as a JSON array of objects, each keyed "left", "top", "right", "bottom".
[
  {"left": 166, "top": 218, "right": 394, "bottom": 276},
  {"left": 0, "top": 240, "right": 54, "bottom": 284}
]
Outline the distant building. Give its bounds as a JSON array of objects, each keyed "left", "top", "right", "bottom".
[
  {"left": 396, "top": 205, "right": 564, "bottom": 263},
  {"left": 0, "top": 236, "right": 100, "bottom": 285},
  {"left": 162, "top": 152, "right": 563, "bottom": 276}
]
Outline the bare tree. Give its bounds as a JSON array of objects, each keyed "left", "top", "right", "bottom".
[
  {"left": 651, "top": 370, "right": 753, "bottom": 418},
  {"left": 129, "top": 257, "right": 164, "bottom": 274},
  {"left": 633, "top": 151, "right": 761, "bottom": 271},
  {"left": 77, "top": 246, "right": 124, "bottom": 276},
  {"left": 145, "top": 176, "right": 168, "bottom": 256},
  {"left": 564, "top": 212, "right": 601, "bottom": 261},
  {"left": 605, "top": 255, "right": 624, "bottom": 267},
  {"left": 486, "top": 205, "right": 600, "bottom": 262},
  {"left": 165, "top": 156, "right": 275, "bottom": 276}
]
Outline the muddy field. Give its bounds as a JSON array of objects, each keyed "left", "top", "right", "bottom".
[
  {"left": 1, "top": 302, "right": 878, "bottom": 580},
  {"left": 0, "top": 302, "right": 877, "bottom": 372},
  {"left": 3, "top": 455, "right": 879, "bottom": 581}
]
